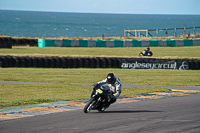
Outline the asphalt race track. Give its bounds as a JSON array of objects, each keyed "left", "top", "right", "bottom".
[{"left": 0, "top": 86, "right": 200, "bottom": 133}]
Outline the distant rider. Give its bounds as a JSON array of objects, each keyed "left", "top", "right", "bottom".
[
  {"left": 92, "top": 73, "right": 122, "bottom": 110},
  {"left": 142, "top": 47, "right": 150, "bottom": 56}
]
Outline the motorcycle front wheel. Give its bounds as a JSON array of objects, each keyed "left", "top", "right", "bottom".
[{"left": 83, "top": 98, "right": 96, "bottom": 113}]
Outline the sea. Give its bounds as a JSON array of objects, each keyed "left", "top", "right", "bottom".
[{"left": 0, "top": 10, "right": 200, "bottom": 38}]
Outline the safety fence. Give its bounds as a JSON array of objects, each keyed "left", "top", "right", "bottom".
[
  {"left": 0, "top": 56, "right": 199, "bottom": 70},
  {"left": 124, "top": 26, "right": 200, "bottom": 37},
  {"left": 1, "top": 38, "right": 200, "bottom": 48},
  {"left": 38, "top": 38, "right": 200, "bottom": 47}
]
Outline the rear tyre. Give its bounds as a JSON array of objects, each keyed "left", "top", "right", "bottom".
[
  {"left": 148, "top": 51, "right": 153, "bottom": 56},
  {"left": 83, "top": 98, "right": 96, "bottom": 113}
]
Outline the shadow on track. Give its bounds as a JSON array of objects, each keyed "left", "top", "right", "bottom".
[{"left": 90, "top": 110, "right": 163, "bottom": 114}]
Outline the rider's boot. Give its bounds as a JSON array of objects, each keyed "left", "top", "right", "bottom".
[
  {"left": 98, "top": 101, "right": 110, "bottom": 112},
  {"left": 99, "top": 102, "right": 111, "bottom": 112}
]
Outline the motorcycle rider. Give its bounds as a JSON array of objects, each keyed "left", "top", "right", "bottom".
[
  {"left": 142, "top": 47, "right": 150, "bottom": 56},
  {"left": 139, "top": 47, "right": 153, "bottom": 56},
  {"left": 92, "top": 73, "right": 122, "bottom": 111}
]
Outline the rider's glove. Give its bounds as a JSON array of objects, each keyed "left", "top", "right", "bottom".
[{"left": 93, "top": 83, "right": 100, "bottom": 90}]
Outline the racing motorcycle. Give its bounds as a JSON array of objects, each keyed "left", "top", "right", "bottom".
[
  {"left": 83, "top": 85, "right": 111, "bottom": 113},
  {"left": 139, "top": 51, "right": 153, "bottom": 56}
]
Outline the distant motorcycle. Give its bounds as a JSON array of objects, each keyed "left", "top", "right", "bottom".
[
  {"left": 139, "top": 50, "right": 153, "bottom": 56},
  {"left": 83, "top": 85, "right": 111, "bottom": 113}
]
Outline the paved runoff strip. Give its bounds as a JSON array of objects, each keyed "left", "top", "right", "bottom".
[
  {"left": 1, "top": 90, "right": 200, "bottom": 121},
  {"left": 0, "top": 81, "right": 200, "bottom": 121}
]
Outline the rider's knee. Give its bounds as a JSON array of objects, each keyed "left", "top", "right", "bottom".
[{"left": 110, "top": 95, "right": 116, "bottom": 103}]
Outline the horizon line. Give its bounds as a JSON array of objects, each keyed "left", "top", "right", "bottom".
[{"left": 1, "top": 9, "right": 200, "bottom": 15}]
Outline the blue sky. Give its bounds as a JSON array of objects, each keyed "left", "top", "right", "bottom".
[{"left": 0, "top": 0, "right": 200, "bottom": 14}]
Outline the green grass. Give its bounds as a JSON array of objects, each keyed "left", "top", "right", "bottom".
[
  {"left": 0, "top": 83, "right": 169, "bottom": 109},
  {"left": 0, "top": 68, "right": 199, "bottom": 86},
  {"left": 0, "top": 68, "right": 199, "bottom": 109},
  {"left": 0, "top": 46, "right": 200, "bottom": 58},
  {"left": 0, "top": 46, "right": 200, "bottom": 109},
  {"left": 0, "top": 83, "right": 91, "bottom": 108}
]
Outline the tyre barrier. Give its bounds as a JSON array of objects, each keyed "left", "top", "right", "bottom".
[
  {"left": 0, "top": 38, "right": 38, "bottom": 48},
  {"left": 12, "top": 39, "right": 38, "bottom": 46},
  {"left": 0, "top": 37, "right": 12, "bottom": 48},
  {"left": 0, "top": 56, "right": 199, "bottom": 70}
]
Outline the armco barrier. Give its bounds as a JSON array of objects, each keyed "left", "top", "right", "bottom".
[
  {"left": 193, "top": 38, "right": 200, "bottom": 46},
  {"left": 71, "top": 40, "right": 79, "bottom": 47},
  {"left": 184, "top": 39, "right": 193, "bottom": 46},
  {"left": 54, "top": 39, "right": 63, "bottom": 47},
  {"left": 133, "top": 40, "right": 141, "bottom": 47},
  {"left": 175, "top": 40, "right": 184, "bottom": 46},
  {"left": 158, "top": 40, "right": 167, "bottom": 47},
  {"left": 63, "top": 39, "right": 71, "bottom": 47},
  {"left": 0, "top": 56, "right": 199, "bottom": 70},
  {"left": 38, "top": 39, "right": 54, "bottom": 47},
  {"left": 106, "top": 40, "right": 114, "bottom": 47},
  {"left": 149, "top": 40, "right": 159, "bottom": 47},
  {"left": 38, "top": 38, "right": 200, "bottom": 47},
  {"left": 141, "top": 40, "right": 150, "bottom": 47},
  {"left": 1, "top": 38, "right": 200, "bottom": 48},
  {"left": 88, "top": 40, "right": 96, "bottom": 47},
  {"left": 79, "top": 40, "right": 88, "bottom": 47},
  {"left": 167, "top": 40, "right": 176, "bottom": 47},
  {"left": 114, "top": 40, "right": 124, "bottom": 47},
  {"left": 124, "top": 40, "right": 133, "bottom": 47},
  {"left": 96, "top": 40, "right": 106, "bottom": 47}
]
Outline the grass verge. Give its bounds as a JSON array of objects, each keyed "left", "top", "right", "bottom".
[
  {"left": 0, "top": 46, "right": 200, "bottom": 59},
  {"left": 0, "top": 83, "right": 170, "bottom": 109},
  {"left": 0, "top": 67, "right": 199, "bottom": 109},
  {"left": 0, "top": 68, "right": 199, "bottom": 86}
]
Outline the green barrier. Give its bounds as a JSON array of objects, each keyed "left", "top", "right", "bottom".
[
  {"left": 114, "top": 40, "right": 123, "bottom": 47},
  {"left": 96, "top": 40, "right": 106, "bottom": 47},
  {"left": 38, "top": 39, "right": 45, "bottom": 47},
  {"left": 167, "top": 40, "right": 176, "bottom": 47},
  {"left": 45, "top": 39, "right": 54, "bottom": 47},
  {"left": 133, "top": 40, "right": 141, "bottom": 47},
  {"left": 38, "top": 39, "right": 199, "bottom": 47},
  {"left": 149, "top": 40, "right": 158, "bottom": 46},
  {"left": 63, "top": 39, "right": 71, "bottom": 47},
  {"left": 79, "top": 40, "right": 88, "bottom": 47},
  {"left": 183, "top": 39, "right": 193, "bottom": 46}
]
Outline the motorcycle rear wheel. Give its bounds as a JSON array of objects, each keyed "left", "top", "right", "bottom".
[
  {"left": 149, "top": 51, "right": 153, "bottom": 56},
  {"left": 83, "top": 98, "right": 96, "bottom": 113}
]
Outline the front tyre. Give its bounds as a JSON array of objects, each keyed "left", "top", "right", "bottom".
[{"left": 83, "top": 98, "right": 96, "bottom": 113}]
